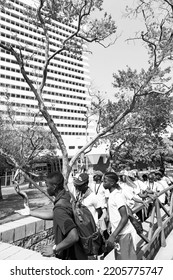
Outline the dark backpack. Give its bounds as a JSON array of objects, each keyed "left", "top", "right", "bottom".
[
  {"left": 54, "top": 191, "right": 105, "bottom": 256},
  {"left": 71, "top": 198, "right": 105, "bottom": 256}
]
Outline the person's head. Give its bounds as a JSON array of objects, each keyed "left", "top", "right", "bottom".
[
  {"left": 73, "top": 172, "right": 89, "bottom": 193},
  {"left": 45, "top": 171, "right": 64, "bottom": 196},
  {"left": 93, "top": 170, "right": 103, "bottom": 182},
  {"left": 159, "top": 168, "right": 165, "bottom": 176},
  {"left": 142, "top": 173, "right": 148, "bottom": 182},
  {"left": 103, "top": 172, "right": 119, "bottom": 192},
  {"left": 155, "top": 171, "right": 163, "bottom": 181},
  {"left": 119, "top": 170, "right": 126, "bottom": 182},
  {"left": 148, "top": 172, "right": 155, "bottom": 182},
  {"left": 127, "top": 170, "right": 136, "bottom": 181}
]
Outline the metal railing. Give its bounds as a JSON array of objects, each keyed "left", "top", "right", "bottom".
[{"left": 132, "top": 184, "right": 173, "bottom": 259}]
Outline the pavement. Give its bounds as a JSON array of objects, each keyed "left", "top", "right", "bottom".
[{"left": 154, "top": 229, "right": 173, "bottom": 260}]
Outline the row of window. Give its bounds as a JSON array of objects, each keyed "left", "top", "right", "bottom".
[
  {"left": 0, "top": 91, "right": 86, "bottom": 107},
  {"left": 44, "top": 98, "right": 86, "bottom": 108},
  {"left": 0, "top": 53, "right": 85, "bottom": 75},
  {"left": 0, "top": 100, "right": 87, "bottom": 114},
  {"left": 0, "top": 74, "right": 86, "bottom": 93},
  {"left": 14, "top": 121, "right": 86, "bottom": 135},
  {"left": 1, "top": 73, "right": 85, "bottom": 89},
  {"left": 0, "top": 86, "right": 86, "bottom": 100},
  {"left": 0, "top": 43, "right": 84, "bottom": 69},
  {"left": 48, "top": 75, "right": 85, "bottom": 88},
  {"left": 11, "top": 110, "right": 86, "bottom": 122},
  {"left": 1, "top": 64, "right": 85, "bottom": 87},
  {"left": 45, "top": 83, "right": 85, "bottom": 93},
  {"left": 69, "top": 146, "right": 83, "bottom": 150}
]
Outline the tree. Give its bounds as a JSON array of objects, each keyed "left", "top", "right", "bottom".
[
  {"left": 100, "top": 87, "right": 173, "bottom": 170},
  {"left": 0, "top": 0, "right": 117, "bottom": 187},
  {"left": 1, "top": 0, "right": 173, "bottom": 190}
]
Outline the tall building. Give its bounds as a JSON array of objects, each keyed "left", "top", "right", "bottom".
[{"left": 0, "top": 0, "right": 93, "bottom": 155}]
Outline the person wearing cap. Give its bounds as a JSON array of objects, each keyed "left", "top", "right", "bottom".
[
  {"left": 16, "top": 171, "right": 87, "bottom": 260},
  {"left": 73, "top": 172, "right": 103, "bottom": 226},
  {"left": 103, "top": 171, "right": 137, "bottom": 260}
]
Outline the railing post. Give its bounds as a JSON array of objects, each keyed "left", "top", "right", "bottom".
[
  {"left": 148, "top": 204, "right": 156, "bottom": 240},
  {"left": 4, "top": 172, "right": 7, "bottom": 187},
  {"left": 155, "top": 198, "right": 166, "bottom": 247},
  {"left": 170, "top": 188, "right": 173, "bottom": 215}
]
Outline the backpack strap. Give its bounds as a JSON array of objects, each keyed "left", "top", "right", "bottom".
[{"left": 95, "top": 182, "right": 102, "bottom": 195}]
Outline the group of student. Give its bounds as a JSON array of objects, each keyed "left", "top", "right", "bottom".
[{"left": 16, "top": 167, "right": 173, "bottom": 260}]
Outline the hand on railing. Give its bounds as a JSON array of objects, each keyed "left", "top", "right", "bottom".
[
  {"left": 15, "top": 203, "right": 30, "bottom": 216},
  {"left": 142, "top": 200, "right": 149, "bottom": 209},
  {"left": 147, "top": 193, "right": 157, "bottom": 200}
]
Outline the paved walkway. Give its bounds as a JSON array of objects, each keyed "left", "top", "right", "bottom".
[
  {"left": 0, "top": 241, "right": 56, "bottom": 260},
  {"left": 154, "top": 230, "right": 173, "bottom": 260}
]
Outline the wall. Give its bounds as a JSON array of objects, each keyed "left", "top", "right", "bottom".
[{"left": 0, "top": 216, "right": 54, "bottom": 253}]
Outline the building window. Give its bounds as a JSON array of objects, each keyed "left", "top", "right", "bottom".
[{"left": 69, "top": 146, "right": 75, "bottom": 149}]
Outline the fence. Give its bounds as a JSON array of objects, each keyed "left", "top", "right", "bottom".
[
  {"left": 133, "top": 184, "right": 173, "bottom": 259},
  {"left": 0, "top": 172, "right": 15, "bottom": 188}
]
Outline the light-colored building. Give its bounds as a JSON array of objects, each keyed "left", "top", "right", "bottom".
[{"left": 0, "top": 0, "right": 94, "bottom": 155}]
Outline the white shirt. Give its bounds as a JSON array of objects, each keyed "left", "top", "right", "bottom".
[
  {"left": 146, "top": 181, "right": 165, "bottom": 204},
  {"left": 119, "top": 182, "right": 135, "bottom": 209},
  {"left": 90, "top": 182, "right": 109, "bottom": 208},
  {"left": 79, "top": 190, "right": 102, "bottom": 225},
  {"left": 134, "top": 179, "right": 147, "bottom": 192},
  {"left": 108, "top": 188, "right": 134, "bottom": 235}
]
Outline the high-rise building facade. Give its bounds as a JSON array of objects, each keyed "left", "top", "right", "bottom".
[{"left": 0, "top": 0, "right": 93, "bottom": 155}]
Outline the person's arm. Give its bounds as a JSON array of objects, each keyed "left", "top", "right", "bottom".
[
  {"left": 54, "top": 227, "right": 79, "bottom": 253},
  {"left": 15, "top": 204, "right": 53, "bottom": 220},
  {"left": 111, "top": 205, "right": 128, "bottom": 239},
  {"left": 41, "top": 227, "right": 79, "bottom": 257},
  {"left": 30, "top": 209, "right": 53, "bottom": 220}
]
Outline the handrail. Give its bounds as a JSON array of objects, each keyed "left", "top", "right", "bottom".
[{"left": 130, "top": 184, "right": 173, "bottom": 259}]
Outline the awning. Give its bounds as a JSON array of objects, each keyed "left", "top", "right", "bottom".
[{"left": 86, "top": 144, "right": 109, "bottom": 164}]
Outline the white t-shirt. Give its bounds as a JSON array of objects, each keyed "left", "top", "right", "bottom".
[
  {"left": 159, "top": 178, "right": 169, "bottom": 190},
  {"left": 119, "top": 182, "right": 135, "bottom": 209},
  {"left": 146, "top": 181, "right": 165, "bottom": 204},
  {"left": 108, "top": 188, "right": 134, "bottom": 235},
  {"left": 90, "top": 182, "right": 109, "bottom": 208},
  {"left": 80, "top": 191, "right": 102, "bottom": 225},
  {"left": 134, "top": 179, "right": 147, "bottom": 192}
]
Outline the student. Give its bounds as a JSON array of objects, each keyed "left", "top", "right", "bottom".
[
  {"left": 16, "top": 171, "right": 87, "bottom": 260},
  {"left": 103, "top": 172, "right": 137, "bottom": 260},
  {"left": 91, "top": 170, "right": 109, "bottom": 238},
  {"left": 154, "top": 171, "right": 168, "bottom": 204},
  {"left": 73, "top": 172, "right": 103, "bottom": 226},
  {"left": 144, "top": 172, "right": 165, "bottom": 204}
]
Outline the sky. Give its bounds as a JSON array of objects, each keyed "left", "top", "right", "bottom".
[{"left": 88, "top": 0, "right": 149, "bottom": 100}]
